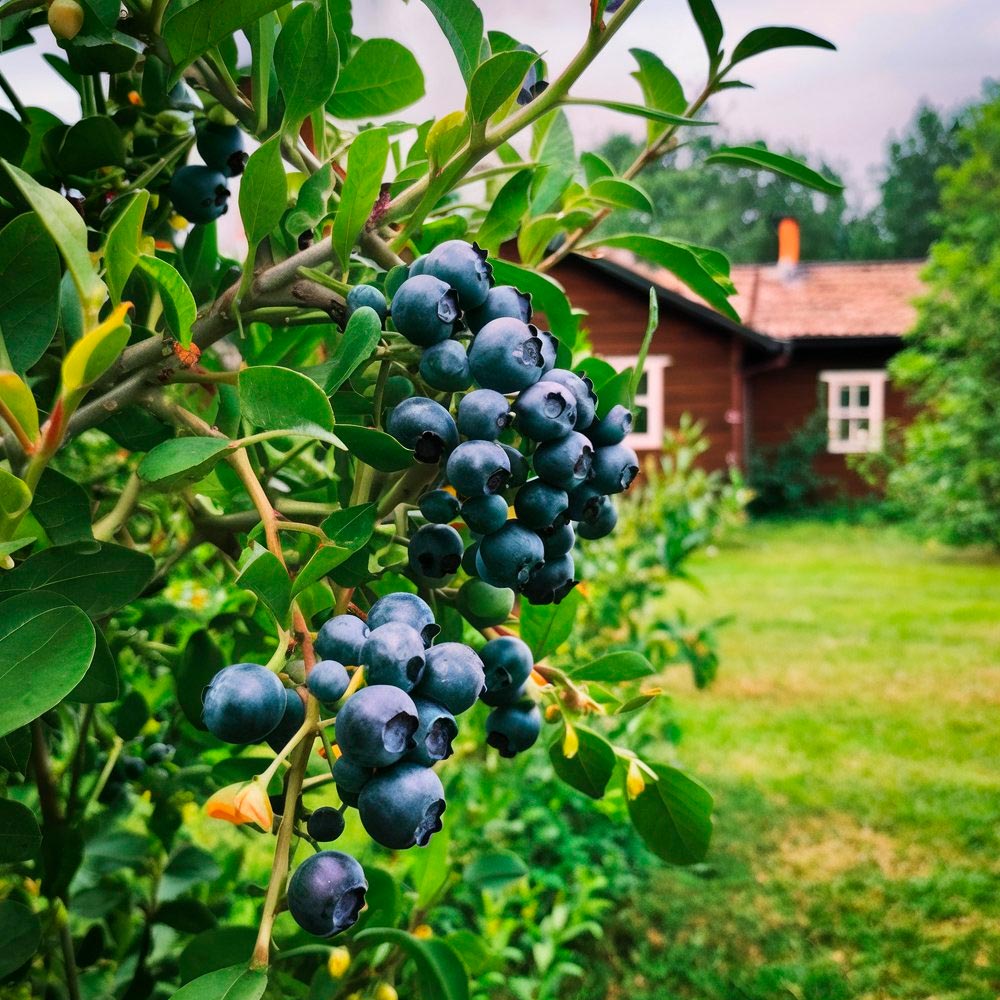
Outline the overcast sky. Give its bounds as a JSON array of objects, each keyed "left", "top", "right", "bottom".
[{"left": 2, "top": 0, "right": 997, "bottom": 208}]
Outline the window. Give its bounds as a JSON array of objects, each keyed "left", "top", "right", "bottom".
[
  {"left": 819, "top": 370, "right": 886, "bottom": 454},
  {"left": 604, "top": 355, "right": 671, "bottom": 449}
]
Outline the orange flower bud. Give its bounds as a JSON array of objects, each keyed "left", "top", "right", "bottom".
[{"left": 205, "top": 779, "right": 273, "bottom": 829}]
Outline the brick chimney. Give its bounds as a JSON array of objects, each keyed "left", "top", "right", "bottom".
[{"left": 776, "top": 216, "right": 800, "bottom": 277}]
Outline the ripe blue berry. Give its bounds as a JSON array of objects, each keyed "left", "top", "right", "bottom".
[
  {"left": 387, "top": 396, "right": 459, "bottom": 463},
  {"left": 537, "top": 328, "right": 559, "bottom": 373},
  {"left": 422, "top": 240, "right": 493, "bottom": 310},
  {"left": 514, "top": 380, "right": 578, "bottom": 441},
  {"left": 522, "top": 554, "right": 577, "bottom": 605},
  {"left": 587, "top": 404, "right": 633, "bottom": 447},
  {"left": 408, "top": 523, "right": 464, "bottom": 580},
  {"left": 515, "top": 44, "right": 547, "bottom": 106},
  {"left": 307, "top": 660, "right": 351, "bottom": 704},
  {"left": 542, "top": 521, "right": 576, "bottom": 559},
  {"left": 361, "top": 622, "right": 426, "bottom": 691},
  {"left": 468, "top": 318, "right": 545, "bottom": 393},
  {"left": 567, "top": 482, "right": 607, "bottom": 523},
  {"left": 486, "top": 700, "right": 542, "bottom": 758},
  {"left": 462, "top": 494, "right": 509, "bottom": 535},
  {"left": 335, "top": 685, "right": 419, "bottom": 767},
  {"left": 418, "top": 489, "right": 460, "bottom": 524},
  {"left": 196, "top": 122, "right": 247, "bottom": 177},
  {"left": 168, "top": 165, "right": 230, "bottom": 224},
  {"left": 315, "top": 614, "right": 370, "bottom": 666},
  {"left": 346, "top": 284, "right": 388, "bottom": 324},
  {"left": 577, "top": 498, "right": 618, "bottom": 539},
  {"left": 391, "top": 275, "right": 461, "bottom": 346},
  {"left": 446, "top": 440, "right": 511, "bottom": 497},
  {"left": 408, "top": 697, "right": 458, "bottom": 765},
  {"left": 466, "top": 285, "right": 532, "bottom": 334},
  {"left": 477, "top": 521, "right": 545, "bottom": 591},
  {"left": 591, "top": 443, "right": 640, "bottom": 494},
  {"left": 544, "top": 370, "right": 598, "bottom": 430},
  {"left": 307, "top": 806, "right": 346, "bottom": 842},
  {"left": 358, "top": 762, "right": 446, "bottom": 850},
  {"left": 605, "top": 0, "right": 625, "bottom": 11},
  {"left": 266, "top": 686, "right": 306, "bottom": 752},
  {"left": 500, "top": 443, "right": 530, "bottom": 487},
  {"left": 287, "top": 851, "right": 367, "bottom": 937},
  {"left": 333, "top": 755, "right": 374, "bottom": 794},
  {"left": 457, "top": 389, "right": 514, "bottom": 440},
  {"left": 533, "top": 432, "right": 595, "bottom": 491},
  {"left": 455, "top": 578, "right": 515, "bottom": 629},
  {"left": 419, "top": 339, "right": 471, "bottom": 392},
  {"left": 514, "top": 479, "right": 569, "bottom": 531},
  {"left": 202, "top": 663, "right": 286, "bottom": 744},
  {"left": 479, "top": 636, "right": 534, "bottom": 702},
  {"left": 367, "top": 593, "right": 439, "bottom": 648},
  {"left": 414, "top": 642, "right": 486, "bottom": 715}
]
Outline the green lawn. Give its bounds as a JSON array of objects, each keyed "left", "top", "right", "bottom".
[{"left": 583, "top": 520, "right": 1000, "bottom": 1000}]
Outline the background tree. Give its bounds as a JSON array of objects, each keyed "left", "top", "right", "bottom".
[{"left": 879, "top": 84, "right": 1000, "bottom": 547}]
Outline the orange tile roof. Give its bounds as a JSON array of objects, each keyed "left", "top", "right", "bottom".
[{"left": 592, "top": 249, "right": 926, "bottom": 340}]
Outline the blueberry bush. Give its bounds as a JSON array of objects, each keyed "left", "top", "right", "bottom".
[{"left": 0, "top": 1, "right": 838, "bottom": 996}]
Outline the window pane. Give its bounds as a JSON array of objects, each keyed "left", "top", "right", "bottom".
[
  {"left": 839, "top": 386, "right": 851, "bottom": 408},
  {"left": 633, "top": 407, "right": 648, "bottom": 434},
  {"left": 857, "top": 418, "right": 869, "bottom": 432},
  {"left": 838, "top": 419, "right": 850, "bottom": 440},
  {"left": 636, "top": 372, "right": 648, "bottom": 393},
  {"left": 858, "top": 385, "right": 870, "bottom": 407}
]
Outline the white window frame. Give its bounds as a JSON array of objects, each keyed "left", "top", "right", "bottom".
[
  {"left": 819, "top": 369, "right": 886, "bottom": 454},
  {"left": 604, "top": 354, "right": 671, "bottom": 450}
]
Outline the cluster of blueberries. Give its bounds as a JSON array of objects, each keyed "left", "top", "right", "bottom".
[
  {"left": 202, "top": 592, "right": 541, "bottom": 938},
  {"left": 167, "top": 122, "right": 247, "bottom": 225},
  {"left": 345, "top": 240, "right": 639, "bottom": 607}
]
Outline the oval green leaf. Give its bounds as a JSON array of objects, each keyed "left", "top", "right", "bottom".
[
  {"left": 0, "top": 899, "right": 41, "bottom": 977},
  {"left": 328, "top": 39, "right": 425, "bottom": 119},
  {"left": 705, "top": 145, "right": 844, "bottom": 196},
  {"left": 548, "top": 726, "right": 617, "bottom": 799},
  {"left": 627, "top": 762, "right": 714, "bottom": 865},
  {"left": 169, "top": 963, "right": 267, "bottom": 1000},
  {"left": 0, "top": 798, "right": 41, "bottom": 862},
  {"left": 334, "top": 425, "right": 414, "bottom": 473},
  {"left": 239, "top": 365, "right": 335, "bottom": 435},
  {"left": 138, "top": 437, "right": 234, "bottom": 489}
]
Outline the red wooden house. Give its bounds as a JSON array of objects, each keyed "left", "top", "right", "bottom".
[{"left": 554, "top": 219, "right": 924, "bottom": 493}]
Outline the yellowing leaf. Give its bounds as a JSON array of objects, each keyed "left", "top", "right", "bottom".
[
  {"left": 562, "top": 722, "right": 580, "bottom": 760},
  {"left": 0, "top": 470, "right": 31, "bottom": 519},
  {"left": 0, "top": 372, "right": 39, "bottom": 444},
  {"left": 61, "top": 302, "right": 131, "bottom": 396}
]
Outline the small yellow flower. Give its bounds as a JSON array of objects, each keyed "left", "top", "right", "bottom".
[
  {"left": 562, "top": 723, "right": 579, "bottom": 759},
  {"left": 412, "top": 924, "right": 433, "bottom": 940},
  {"left": 327, "top": 946, "right": 350, "bottom": 978},
  {"left": 626, "top": 759, "right": 646, "bottom": 800},
  {"left": 205, "top": 779, "right": 273, "bottom": 829},
  {"left": 375, "top": 984, "right": 398, "bottom": 1000}
]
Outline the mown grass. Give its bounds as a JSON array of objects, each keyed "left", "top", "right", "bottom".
[{"left": 578, "top": 520, "right": 1000, "bottom": 1000}]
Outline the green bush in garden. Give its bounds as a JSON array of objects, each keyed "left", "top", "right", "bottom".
[{"left": 0, "top": 1, "right": 837, "bottom": 996}]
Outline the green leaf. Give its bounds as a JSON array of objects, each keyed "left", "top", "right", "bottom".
[
  {"left": 0, "top": 542, "right": 154, "bottom": 617},
  {"left": 237, "top": 545, "right": 291, "bottom": 623},
  {"left": 61, "top": 302, "right": 131, "bottom": 394},
  {"left": 469, "top": 49, "right": 537, "bottom": 122},
  {"left": 137, "top": 254, "right": 197, "bottom": 346},
  {"left": 67, "top": 627, "right": 119, "bottom": 703},
  {"left": 286, "top": 163, "right": 335, "bottom": 236},
  {"left": 239, "top": 135, "right": 287, "bottom": 250},
  {"left": 0, "top": 213, "right": 60, "bottom": 371},
  {"left": 425, "top": 111, "right": 469, "bottom": 172},
  {"left": 630, "top": 48, "right": 686, "bottom": 142},
  {"left": 169, "top": 964, "right": 267, "bottom": 1000},
  {"left": 175, "top": 629, "right": 224, "bottom": 729},
  {"left": 595, "top": 367, "right": 634, "bottom": 417},
  {"left": 475, "top": 168, "right": 532, "bottom": 254},
  {"left": 162, "top": 0, "right": 289, "bottom": 78},
  {"left": 0, "top": 727, "right": 31, "bottom": 774},
  {"left": 0, "top": 591, "right": 95, "bottom": 739},
  {"left": 275, "top": 0, "right": 340, "bottom": 130},
  {"left": 104, "top": 191, "right": 148, "bottom": 307},
  {"left": 161, "top": 845, "right": 221, "bottom": 901},
  {"left": 239, "top": 365, "right": 336, "bottom": 435},
  {"left": 56, "top": 116, "right": 126, "bottom": 175},
  {"left": 332, "top": 127, "right": 389, "bottom": 270},
  {"left": 321, "top": 503, "right": 378, "bottom": 548},
  {"left": 687, "top": 0, "right": 724, "bottom": 63},
  {"left": 418, "top": 0, "right": 483, "bottom": 84},
  {"left": 520, "top": 587, "right": 582, "bottom": 660},
  {"left": 335, "top": 425, "right": 413, "bottom": 473},
  {"left": 354, "top": 928, "right": 469, "bottom": 1000},
  {"left": 0, "top": 900, "right": 41, "bottom": 978},
  {"left": 328, "top": 39, "right": 425, "bottom": 118},
  {"left": 463, "top": 849, "right": 527, "bottom": 892},
  {"left": 588, "top": 177, "right": 653, "bottom": 214},
  {"left": 0, "top": 798, "right": 41, "bottom": 862},
  {"left": 569, "top": 650, "right": 655, "bottom": 682},
  {"left": 730, "top": 26, "right": 836, "bottom": 67},
  {"left": 320, "top": 306, "right": 383, "bottom": 393},
  {"left": 178, "top": 927, "right": 258, "bottom": 984},
  {"left": 705, "top": 145, "right": 844, "bottom": 195},
  {"left": 548, "top": 726, "right": 616, "bottom": 799},
  {"left": 138, "top": 437, "right": 234, "bottom": 489},
  {"left": 155, "top": 899, "right": 218, "bottom": 934},
  {"left": 488, "top": 259, "right": 578, "bottom": 349},
  {"left": 594, "top": 234, "right": 739, "bottom": 322},
  {"left": 627, "top": 762, "right": 714, "bottom": 864},
  {"left": 633, "top": 285, "right": 659, "bottom": 401},
  {"left": 564, "top": 98, "right": 710, "bottom": 129},
  {"left": 409, "top": 817, "right": 449, "bottom": 908},
  {"left": 1, "top": 161, "right": 106, "bottom": 314},
  {"left": 0, "top": 469, "right": 31, "bottom": 520},
  {"left": 0, "top": 372, "right": 39, "bottom": 444}
]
